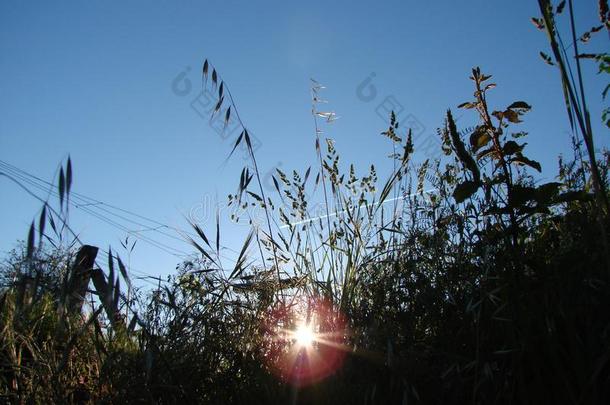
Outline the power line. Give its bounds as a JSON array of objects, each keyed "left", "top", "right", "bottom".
[
  {"left": 2, "top": 160, "right": 188, "bottom": 236},
  {"left": 0, "top": 167, "right": 233, "bottom": 289},
  {"left": 0, "top": 159, "right": 243, "bottom": 264},
  {"left": 1, "top": 163, "right": 190, "bottom": 258}
]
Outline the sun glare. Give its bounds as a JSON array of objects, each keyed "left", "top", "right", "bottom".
[
  {"left": 294, "top": 324, "right": 315, "bottom": 347},
  {"left": 262, "top": 298, "right": 347, "bottom": 387}
]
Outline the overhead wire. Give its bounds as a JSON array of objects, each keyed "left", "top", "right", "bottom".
[
  {"left": 0, "top": 159, "right": 243, "bottom": 261},
  {"left": 0, "top": 160, "right": 255, "bottom": 284}
]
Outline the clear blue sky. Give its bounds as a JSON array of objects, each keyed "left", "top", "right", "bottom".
[{"left": 1, "top": 1, "right": 608, "bottom": 283}]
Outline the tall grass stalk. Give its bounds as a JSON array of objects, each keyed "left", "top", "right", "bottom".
[{"left": 536, "top": 0, "right": 610, "bottom": 270}]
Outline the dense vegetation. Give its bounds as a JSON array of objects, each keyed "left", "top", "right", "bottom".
[{"left": 1, "top": 1, "right": 609, "bottom": 403}]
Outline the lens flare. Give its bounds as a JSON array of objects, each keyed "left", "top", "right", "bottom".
[
  {"left": 294, "top": 324, "right": 315, "bottom": 347},
  {"left": 260, "top": 297, "right": 348, "bottom": 387}
]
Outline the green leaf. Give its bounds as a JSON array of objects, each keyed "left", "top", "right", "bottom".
[
  {"left": 453, "top": 180, "right": 480, "bottom": 203},
  {"left": 507, "top": 101, "right": 531, "bottom": 111},
  {"left": 116, "top": 255, "right": 131, "bottom": 287},
  {"left": 553, "top": 190, "right": 595, "bottom": 204},
  {"left": 191, "top": 223, "right": 210, "bottom": 247},
  {"left": 510, "top": 154, "right": 542, "bottom": 172},
  {"left": 509, "top": 185, "right": 537, "bottom": 207},
  {"left": 492, "top": 111, "right": 504, "bottom": 121},
  {"left": 458, "top": 101, "right": 477, "bottom": 109},
  {"left": 229, "top": 228, "right": 255, "bottom": 280},
  {"left": 91, "top": 268, "right": 109, "bottom": 300},
  {"left": 503, "top": 109, "right": 522, "bottom": 123},
  {"left": 534, "top": 182, "right": 561, "bottom": 205},
  {"left": 187, "top": 236, "right": 216, "bottom": 264},
  {"left": 502, "top": 141, "right": 525, "bottom": 156},
  {"left": 469, "top": 127, "right": 491, "bottom": 151}
]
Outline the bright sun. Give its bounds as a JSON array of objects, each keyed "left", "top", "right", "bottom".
[{"left": 294, "top": 324, "right": 315, "bottom": 347}]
